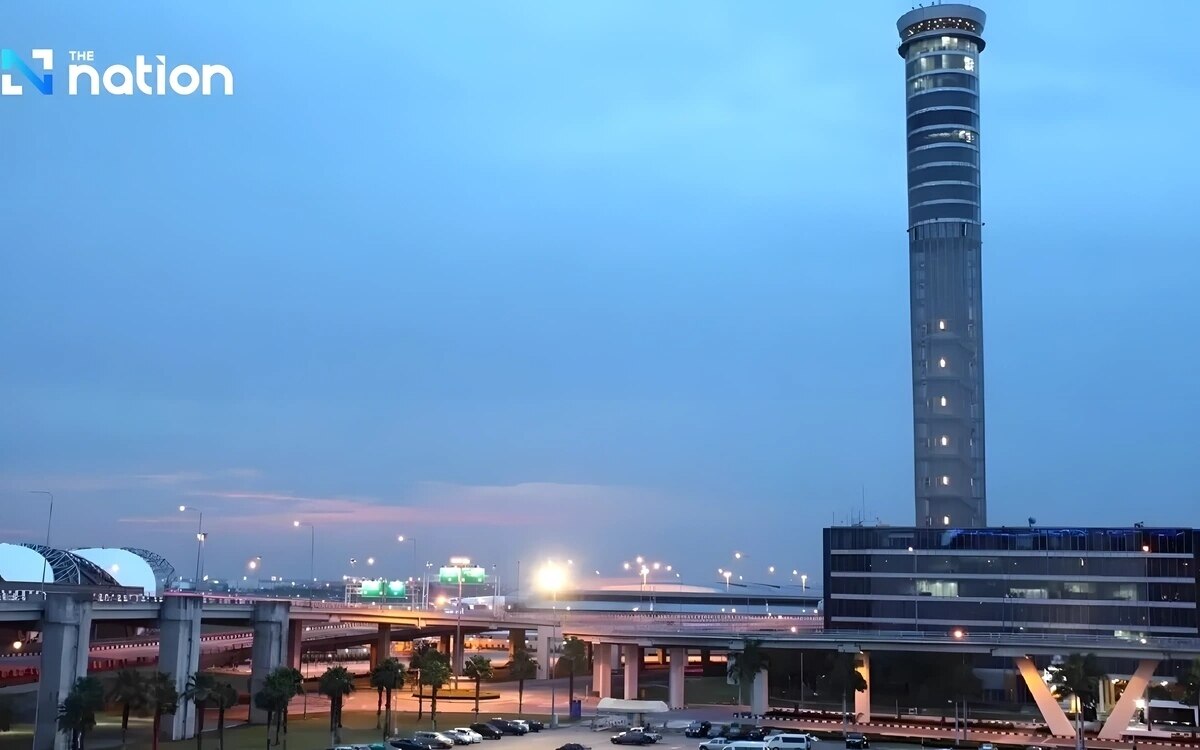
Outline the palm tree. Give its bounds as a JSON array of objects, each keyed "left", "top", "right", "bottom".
[
  {"left": 58, "top": 676, "right": 104, "bottom": 750},
  {"left": 109, "top": 669, "right": 148, "bottom": 747},
  {"left": 271, "top": 667, "right": 303, "bottom": 743},
  {"left": 421, "top": 651, "right": 452, "bottom": 730},
  {"left": 370, "top": 663, "right": 386, "bottom": 730},
  {"left": 1181, "top": 657, "right": 1200, "bottom": 736},
  {"left": 212, "top": 683, "right": 238, "bottom": 750},
  {"left": 814, "top": 653, "right": 867, "bottom": 730},
  {"left": 253, "top": 682, "right": 286, "bottom": 748},
  {"left": 370, "top": 657, "right": 406, "bottom": 737},
  {"left": 727, "top": 639, "right": 768, "bottom": 710},
  {"left": 508, "top": 646, "right": 538, "bottom": 714},
  {"left": 318, "top": 666, "right": 355, "bottom": 746},
  {"left": 561, "top": 638, "right": 589, "bottom": 704},
  {"left": 463, "top": 654, "right": 494, "bottom": 718},
  {"left": 410, "top": 642, "right": 435, "bottom": 721},
  {"left": 184, "top": 672, "right": 219, "bottom": 750},
  {"left": 1050, "top": 653, "right": 1103, "bottom": 750},
  {"left": 146, "top": 672, "right": 179, "bottom": 750}
]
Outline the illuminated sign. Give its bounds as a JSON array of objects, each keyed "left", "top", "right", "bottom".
[{"left": 438, "top": 566, "right": 486, "bottom": 584}]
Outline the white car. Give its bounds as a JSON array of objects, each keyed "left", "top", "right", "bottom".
[
  {"left": 701, "top": 740, "right": 735, "bottom": 750},
  {"left": 450, "top": 729, "right": 483, "bottom": 744},
  {"left": 631, "top": 729, "right": 662, "bottom": 743}
]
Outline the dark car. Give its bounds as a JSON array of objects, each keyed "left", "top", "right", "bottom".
[
  {"left": 470, "top": 724, "right": 503, "bottom": 740},
  {"left": 844, "top": 734, "right": 869, "bottom": 749},
  {"left": 685, "top": 722, "right": 712, "bottom": 739},
  {"left": 525, "top": 721, "right": 545, "bottom": 733},
  {"left": 611, "top": 731, "right": 655, "bottom": 746},
  {"left": 490, "top": 719, "right": 526, "bottom": 736},
  {"left": 391, "top": 741, "right": 430, "bottom": 750},
  {"left": 558, "top": 744, "right": 591, "bottom": 750}
]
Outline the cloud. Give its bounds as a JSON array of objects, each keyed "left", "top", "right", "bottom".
[{"left": 0, "top": 468, "right": 262, "bottom": 493}]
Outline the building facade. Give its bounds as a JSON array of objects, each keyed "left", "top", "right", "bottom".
[
  {"left": 823, "top": 526, "right": 1200, "bottom": 637},
  {"left": 898, "top": 4, "right": 989, "bottom": 528}
]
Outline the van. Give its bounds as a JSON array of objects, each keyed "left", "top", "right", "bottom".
[
  {"left": 764, "top": 736, "right": 811, "bottom": 750},
  {"left": 728, "top": 742, "right": 767, "bottom": 750}
]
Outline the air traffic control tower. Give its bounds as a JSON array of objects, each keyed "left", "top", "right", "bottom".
[{"left": 897, "top": 4, "right": 988, "bottom": 528}]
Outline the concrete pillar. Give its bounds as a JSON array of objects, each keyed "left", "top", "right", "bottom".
[
  {"left": 535, "top": 631, "right": 551, "bottom": 680},
  {"left": 451, "top": 633, "right": 465, "bottom": 674},
  {"left": 372, "top": 624, "right": 392, "bottom": 668},
  {"left": 1099, "top": 659, "right": 1159, "bottom": 740},
  {"left": 508, "top": 628, "right": 526, "bottom": 656},
  {"left": 34, "top": 594, "right": 93, "bottom": 750},
  {"left": 854, "top": 652, "right": 871, "bottom": 724},
  {"left": 593, "top": 642, "right": 613, "bottom": 698},
  {"left": 668, "top": 647, "right": 686, "bottom": 708},
  {"left": 622, "top": 644, "right": 639, "bottom": 699},
  {"left": 440, "top": 634, "right": 452, "bottom": 655},
  {"left": 700, "top": 648, "right": 711, "bottom": 665},
  {"left": 657, "top": 648, "right": 667, "bottom": 665},
  {"left": 1015, "top": 656, "right": 1076, "bottom": 737},
  {"left": 750, "top": 668, "right": 769, "bottom": 717},
  {"left": 287, "top": 620, "right": 304, "bottom": 669},
  {"left": 158, "top": 595, "right": 201, "bottom": 741},
  {"left": 249, "top": 601, "right": 290, "bottom": 725}
]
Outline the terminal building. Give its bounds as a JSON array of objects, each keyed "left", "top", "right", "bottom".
[{"left": 822, "top": 526, "right": 1199, "bottom": 637}]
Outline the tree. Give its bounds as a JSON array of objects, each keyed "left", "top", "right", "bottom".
[
  {"left": 318, "top": 666, "right": 355, "bottom": 746},
  {"left": 1180, "top": 658, "right": 1200, "bottom": 738},
  {"left": 421, "top": 650, "right": 452, "bottom": 729},
  {"left": 184, "top": 672, "right": 219, "bottom": 750},
  {"left": 146, "top": 672, "right": 179, "bottom": 750},
  {"left": 255, "top": 667, "right": 301, "bottom": 747},
  {"left": 508, "top": 646, "right": 538, "bottom": 714},
  {"left": 370, "top": 657, "right": 406, "bottom": 737},
  {"left": 1050, "top": 653, "right": 1104, "bottom": 749},
  {"left": 212, "top": 683, "right": 239, "bottom": 750},
  {"left": 410, "top": 642, "right": 436, "bottom": 721},
  {"left": 58, "top": 676, "right": 104, "bottom": 750},
  {"left": 463, "top": 654, "right": 494, "bottom": 718},
  {"left": 561, "top": 638, "right": 589, "bottom": 704},
  {"left": 813, "top": 653, "right": 867, "bottom": 729},
  {"left": 727, "top": 639, "right": 769, "bottom": 709},
  {"left": 109, "top": 669, "right": 148, "bottom": 747}
]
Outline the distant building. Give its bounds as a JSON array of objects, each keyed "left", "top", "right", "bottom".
[
  {"left": 897, "top": 3, "right": 989, "bottom": 527},
  {"left": 517, "top": 581, "right": 821, "bottom": 616},
  {"left": 823, "top": 526, "right": 1199, "bottom": 637}
]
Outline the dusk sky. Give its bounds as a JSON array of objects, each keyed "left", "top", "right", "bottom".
[{"left": 2, "top": 1, "right": 1198, "bottom": 590}]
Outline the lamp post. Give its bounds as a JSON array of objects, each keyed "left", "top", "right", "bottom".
[
  {"left": 29, "top": 491, "right": 54, "bottom": 590},
  {"left": 397, "top": 535, "right": 418, "bottom": 608},
  {"left": 449, "top": 557, "right": 472, "bottom": 678},
  {"left": 179, "top": 505, "right": 205, "bottom": 585},
  {"left": 293, "top": 520, "right": 315, "bottom": 585},
  {"left": 723, "top": 570, "right": 732, "bottom": 591},
  {"left": 248, "top": 556, "right": 262, "bottom": 591}
]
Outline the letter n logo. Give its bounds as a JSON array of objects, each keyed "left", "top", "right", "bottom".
[{"left": 1, "top": 49, "right": 53, "bottom": 95}]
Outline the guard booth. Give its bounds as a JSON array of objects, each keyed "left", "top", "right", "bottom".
[{"left": 595, "top": 698, "right": 670, "bottom": 730}]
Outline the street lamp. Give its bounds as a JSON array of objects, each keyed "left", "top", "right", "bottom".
[
  {"left": 723, "top": 570, "right": 732, "bottom": 591},
  {"left": 800, "top": 573, "right": 808, "bottom": 590},
  {"left": 293, "top": 520, "right": 315, "bottom": 583},
  {"left": 179, "top": 506, "right": 205, "bottom": 584},
  {"left": 397, "top": 535, "right": 418, "bottom": 608},
  {"left": 449, "top": 556, "right": 472, "bottom": 677},
  {"left": 29, "top": 491, "right": 54, "bottom": 589}
]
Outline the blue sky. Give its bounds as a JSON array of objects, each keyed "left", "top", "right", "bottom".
[{"left": 2, "top": 1, "right": 1198, "bottom": 589}]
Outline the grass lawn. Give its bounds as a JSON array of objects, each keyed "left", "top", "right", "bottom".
[{"left": 0, "top": 710, "right": 555, "bottom": 750}]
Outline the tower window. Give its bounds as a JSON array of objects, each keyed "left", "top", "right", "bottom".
[
  {"left": 943, "top": 515, "right": 951, "bottom": 526},
  {"left": 938, "top": 320, "right": 947, "bottom": 331},
  {"left": 939, "top": 357, "right": 947, "bottom": 368},
  {"left": 940, "top": 396, "right": 948, "bottom": 407},
  {"left": 940, "top": 436, "right": 949, "bottom": 447},
  {"left": 941, "top": 476, "right": 950, "bottom": 486}
]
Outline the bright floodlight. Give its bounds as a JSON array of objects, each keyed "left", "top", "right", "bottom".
[
  {"left": 367, "top": 557, "right": 375, "bottom": 565},
  {"left": 178, "top": 505, "right": 186, "bottom": 512},
  {"left": 12, "top": 640, "right": 22, "bottom": 650},
  {"left": 449, "top": 556, "right": 471, "bottom": 566},
  {"left": 397, "top": 535, "right": 405, "bottom": 542},
  {"left": 293, "top": 520, "right": 300, "bottom": 527},
  {"left": 734, "top": 552, "right": 742, "bottom": 559},
  {"left": 536, "top": 561, "right": 568, "bottom": 593},
  {"left": 248, "top": 560, "right": 258, "bottom": 570},
  {"left": 623, "top": 562, "right": 630, "bottom": 570}
]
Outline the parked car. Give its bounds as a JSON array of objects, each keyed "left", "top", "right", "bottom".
[
  {"left": 700, "top": 739, "right": 734, "bottom": 750},
  {"left": 630, "top": 728, "right": 661, "bottom": 743},
  {"left": 489, "top": 719, "right": 527, "bottom": 736},
  {"left": 525, "top": 720, "right": 545, "bottom": 732},
  {"left": 557, "top": 744, "right": 591, "bottom": 750},
  {"left": 391, "top": 741, "right": 431, "bottom": 750},
  {"left": 415, "top": 732, "right": 456, "bottom": 749},
  {"left": 469, "top": 724, "right": 503, "bottom": 740},
  {"left": 686, "top": 722, "right": 712, "bottom": 739},
  {"left": 844, "top": 734, "right": 869, "bottom": 750},
  {"left": 612, "top": 731, "right": 657, "bottom": 746},
  {"left": 451, "top": 728, "right": 484, "bottom": 744}
]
